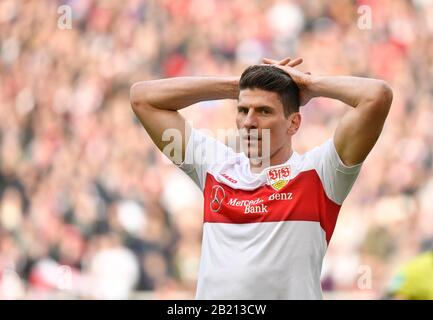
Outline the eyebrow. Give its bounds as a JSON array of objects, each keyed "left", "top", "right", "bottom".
[{"left": 237, "top": 105, "right": 274, "bottom": 109}]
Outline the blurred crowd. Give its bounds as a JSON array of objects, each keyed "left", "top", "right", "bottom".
[{"left": 0, "top": 0, "right": 432, "bottom": 299}]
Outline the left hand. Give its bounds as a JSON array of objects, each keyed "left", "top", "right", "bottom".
[{"left": 262, "top": 57, "right": 316, "bottom": 106}]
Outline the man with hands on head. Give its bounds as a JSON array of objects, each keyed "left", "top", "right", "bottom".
[{"left": 130, "top": 56, "right": 392, "bottom": 299}]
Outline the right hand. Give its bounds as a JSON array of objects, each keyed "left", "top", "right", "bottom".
[{"left": 262, "top": 57, "right": 315, "bottom": 106}]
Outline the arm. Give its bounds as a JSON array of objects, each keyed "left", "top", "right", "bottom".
[
  {"left": 130, "top": 76, "right": 239, "bottom": 163},
  {"left": 308, "top": 76, "right": 393, "bottom": 166}
]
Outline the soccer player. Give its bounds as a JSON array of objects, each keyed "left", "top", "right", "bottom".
[{"left": 130, "top": 57, "right": 393, "bottom": 299}]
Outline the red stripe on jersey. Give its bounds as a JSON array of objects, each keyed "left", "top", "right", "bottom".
[{"left": 203, "top": 170, "right": 341, "bottom": 244}]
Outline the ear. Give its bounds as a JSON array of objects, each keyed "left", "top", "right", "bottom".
[{"left": 287, "top": 112, "right": 301, "bottom": 135}]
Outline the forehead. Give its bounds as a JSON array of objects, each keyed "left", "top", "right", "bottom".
[{"left": 238, "top": 88, "right": 282, "bottom": 109}]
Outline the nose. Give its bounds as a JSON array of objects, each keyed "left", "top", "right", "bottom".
[{"left": 243, "top": 109, "right": 258, "bottom": 129}]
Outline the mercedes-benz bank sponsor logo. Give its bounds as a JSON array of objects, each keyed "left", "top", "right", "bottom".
[
  {"left": 229, "top": 198, "right": 268, "bottom": 214},
  {"left": 210, "top": 185, "right": 295, "bottom": 214},
  {"left": 210, "top": 185, "right": 225, "bottom": 213},
  {"left": 227, "top": 193, "right": 294, "bottom": 214}
]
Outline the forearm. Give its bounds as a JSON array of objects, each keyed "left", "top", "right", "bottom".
[
  {"left": 309, "top": 76, "right": 392, "bottom": 109},
  {"left": 130, "top": 76, "right": 240, "bottom": 111}
]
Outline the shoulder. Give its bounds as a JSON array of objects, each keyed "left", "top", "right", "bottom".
[
  {"left": 294, "top": 138, "right": 363, "bottom": 205},
  {"left": 304, "top": 138, "right": 363, "bottom": 174}
]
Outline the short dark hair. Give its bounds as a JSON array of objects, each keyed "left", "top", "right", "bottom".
[{"left": 239, "top": 65, "right": 300, "bottom": 117}]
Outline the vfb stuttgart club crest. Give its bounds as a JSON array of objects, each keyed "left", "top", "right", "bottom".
[{"left": 266, "top": 165, "right": 291, "bottom": 191}]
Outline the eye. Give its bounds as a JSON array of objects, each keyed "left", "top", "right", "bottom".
[
  {"left": 237, "top": 107, "right": 248, "bottom": 114},
  {"left": 260, "top": 109, "right": 271, "bottom": 115}
]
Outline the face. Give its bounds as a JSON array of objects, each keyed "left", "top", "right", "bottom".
[{"left": 236, "top": 88, "right": 300, "bottom": 161}]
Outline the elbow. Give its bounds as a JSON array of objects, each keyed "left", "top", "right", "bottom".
[
  {"left": 130, "top": 81, "right": 150, "bottom": 110},
  {"left": 375, "top": 80, "right": 393, "bottom": 111},
  {"left": 363, "top": 80, "right": 393, "bottom": 117}
]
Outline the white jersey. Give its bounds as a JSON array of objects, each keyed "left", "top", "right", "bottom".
[{"left": 177, "top": 128, "right": 362, "bottom": 300}]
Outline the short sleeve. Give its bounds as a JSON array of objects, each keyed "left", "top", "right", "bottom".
[
  {"left": 306, "top": 138, "right": 363, "bottom": 205},
  {"left": 176, "top": 128, "right": 235, "bottom": 191}
]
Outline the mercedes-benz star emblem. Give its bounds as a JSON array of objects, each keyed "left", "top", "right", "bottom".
[{"left": 210, "top": 185, "right": 225, "bottom": 213}]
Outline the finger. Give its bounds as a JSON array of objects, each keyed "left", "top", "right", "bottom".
[
  {"left": 277, "top": 57, "right": 292, "bottom": 65},
  {"left": 263, "top": 57, "right": 298, "bottom": 66},
  {"left": 262, "top": 58, "right": 278, "bottom": 65},
  {"left": 287, "top": 57, "right": 303, "bottom": 67}
]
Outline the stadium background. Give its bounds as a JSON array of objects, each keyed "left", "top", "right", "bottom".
[{"left": 0, "top": 0, "right": 432, "bottom": 299}]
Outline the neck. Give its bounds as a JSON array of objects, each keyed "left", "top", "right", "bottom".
[{"left": 249, "top": 144, "right": 293, "bottom": 174}]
